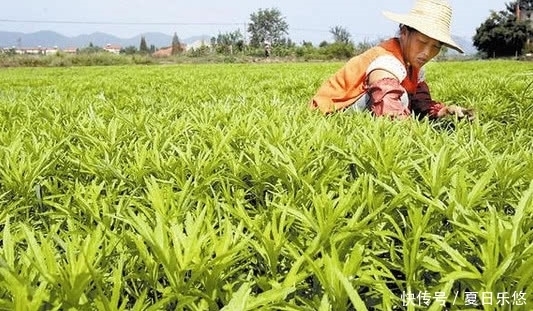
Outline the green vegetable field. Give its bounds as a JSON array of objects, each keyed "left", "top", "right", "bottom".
[{"left": 0, "top": 60, "right": 532, "bottom": 310}]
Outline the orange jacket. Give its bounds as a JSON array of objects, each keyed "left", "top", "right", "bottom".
[{"left": 310, "top": 38, "right": 421, "bottom": 114}]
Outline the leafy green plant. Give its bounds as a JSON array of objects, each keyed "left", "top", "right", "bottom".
[{"left": 0, "top": 60, "right": 531, "bottom": 310}]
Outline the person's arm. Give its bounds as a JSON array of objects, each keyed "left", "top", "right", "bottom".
[
  {"left": 410, "top": 80, "right": 475, "bottom": 121},
  {"left": 366, "top": 69, "right": 411, "bottom": 118},
  {"left": 409, "top": 81, "right": 445, "bottom": 119}
]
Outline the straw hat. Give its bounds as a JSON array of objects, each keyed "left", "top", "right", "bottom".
[{"left": 383, "top": 0, "right": 464, "bottom": 53}]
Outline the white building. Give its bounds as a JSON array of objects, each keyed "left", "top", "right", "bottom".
[{"left": 103, "top": 44, "right": 121, "bottom": 54}]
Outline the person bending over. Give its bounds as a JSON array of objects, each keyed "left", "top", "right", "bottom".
[{"left": 310, "top": 0, "right": 474, "bottom": 121}]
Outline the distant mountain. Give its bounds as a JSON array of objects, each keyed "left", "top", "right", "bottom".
[
  {"left": 0, "top": 30, "right": 211, "bottom": 49},
  {"left": 451, "top": 35, "right": 477, "bottom": 55}
]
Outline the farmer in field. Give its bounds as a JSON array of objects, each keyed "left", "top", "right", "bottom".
[
  {"left": 264, "top": 40, "right": 272, "bottom": 58},
  {"left": 310, "top": 0, "right": 474, "bottom": 120}
]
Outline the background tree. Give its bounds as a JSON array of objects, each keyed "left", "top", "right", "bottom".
[
  {"left": 139, "top": 36, "right": 149, "bottom": 54},
  {"left": 322, "top": 25, "right": 355, "bottom": 59},
  {"left": 330, "top": 26, "right": 352, "bottom": 44},
  {"left": 513, "top": 0, "right": 533, "bottom": 53},
  {"left": 514, "top": 0, "right": 533, "bottom": 10},
  {"left": 210, "top": 37, "right": 217, "bottom": 51},
  {"left": 171, "top": 32, "right": 184, "bottom": 55},
  {"left": 276, "top": 38, "right": 295, "bottom": 48},
  {"left": 211, "top": 30, "right": 244, "bottom": 54},
  {"left": 319, "top": 41, "right": 329, "bottom": 48},
  {"left": 79, "top": 42, "right": 103, "bottom": 54},
  {"left": 247, "top": 8, "right": 289, "bottom": 47},
  {"left": 121, "top": 46, "right": 138, "bottom": 55},
  {"left": 473, "top": 0, "right": 533, "bottom": 57}
]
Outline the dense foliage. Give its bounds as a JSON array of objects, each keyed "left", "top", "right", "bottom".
[
  {"left": 473, "top": 0, "right": 533, "bottom": 57},
  {"left": 0, "top": 40, "right": 401, "bottom": 68},
  {"left": 247, "top": 8, "right": 290, "bottom": 47},
  {"left": 0, "top": 61, "right": 532, "bottom": 310}
]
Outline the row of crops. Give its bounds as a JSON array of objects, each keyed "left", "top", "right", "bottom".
[{"left": 0, "top": 61, "right": 532, "bottom": 310}]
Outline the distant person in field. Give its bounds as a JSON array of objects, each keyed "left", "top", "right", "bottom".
[
  {"left": 310, "top": 0, "right": 474, "bottom": 120},
  {"left": 264, "top": 41, "right": 272, "bottom": 58}
]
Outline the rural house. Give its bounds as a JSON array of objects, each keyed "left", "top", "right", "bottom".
[
  {"left": 151, "top": 43, "right": 187, "bottom": 57},
  {"left": 103, "top": 43, "right": 122, "bottom": 54}
]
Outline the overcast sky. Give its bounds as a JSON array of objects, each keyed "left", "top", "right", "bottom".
[{"left": 1, "top": 0, "right": 512, "bottom": 43}]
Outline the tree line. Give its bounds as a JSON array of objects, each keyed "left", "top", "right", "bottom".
[
  {"left": 150, "top": 1, "right": 533, "bottom": 59},
  {"left": 473, "top": 0, "right": 533, "bottom": 57},
  {"left": 114, "top": 8, "right": 367, "bottom": 60},
  {"left": 3, "top": 1, "right": 532, "bottom": 60}
]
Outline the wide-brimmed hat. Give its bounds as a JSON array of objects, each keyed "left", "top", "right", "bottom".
[{"left": 383, "top": 0, "right": 464, "bottom": 53}]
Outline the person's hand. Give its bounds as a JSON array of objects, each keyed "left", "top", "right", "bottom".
[{"left": 437, "top": 105, "right": 475, "bottom": 121}]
